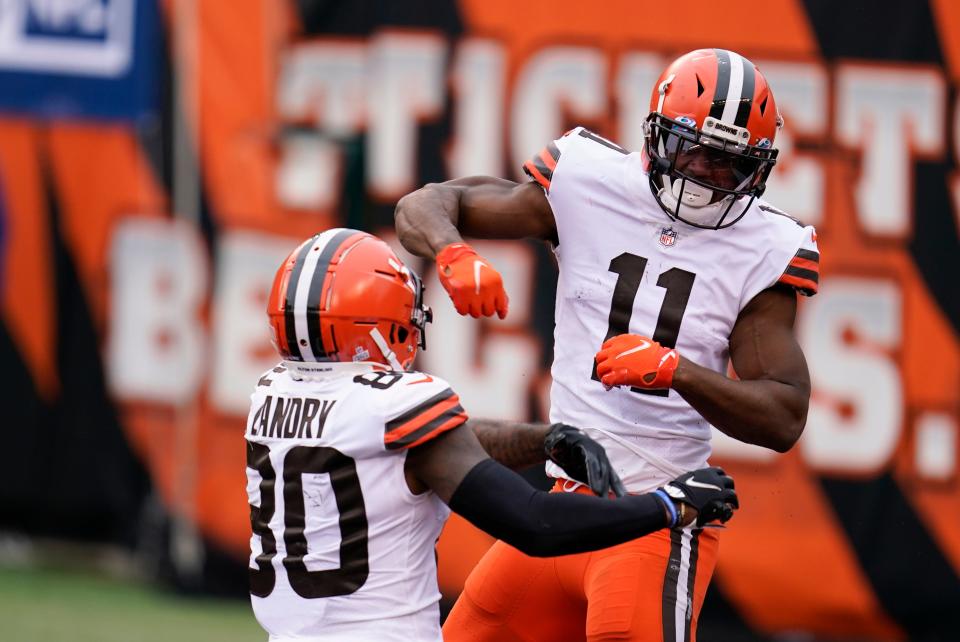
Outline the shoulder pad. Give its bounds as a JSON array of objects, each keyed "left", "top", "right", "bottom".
[
  {"left": 521, "top": 126, "right": 628, "bottom": 193},
  {"left": 380, "top": 372, "right": 467, "bottom": 450}
]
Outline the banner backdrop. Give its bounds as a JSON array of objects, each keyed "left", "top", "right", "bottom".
[{"left": 2, "top": 0, "right": 959, "bottom": 639}]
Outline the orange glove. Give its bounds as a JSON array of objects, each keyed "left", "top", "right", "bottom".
[
  {"left": 436, "top": 242, "right": 508, "bottom": 319},
  {"left": 595, "top": 334, "right": 679, "bottom": 389}
]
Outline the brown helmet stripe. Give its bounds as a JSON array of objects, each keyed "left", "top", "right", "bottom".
[
  {"left": 709, "top": 48, "right": 732, "bottom": 121},
  {"left": 733, "top": 55, "right": 756, "bottom": 128},
  {"left": 711, "top": 49, "right": 754, "bottom": 128},
  {"left": 305, "top": 228, "right": 362, "bottom": 359}
]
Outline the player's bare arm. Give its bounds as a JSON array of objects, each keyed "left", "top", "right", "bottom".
[
  {"left": 468, "top": 418, "right": 548, "bottom": 470},
  {"left": 596, "top": 284, "right": 809, "bottom": 453},
  {"left": 395, "top": 178, "right": 557, "bottom": 318},
  {"left": 470, "top": 420, "right": 627, "bottom": 497},
  {"left": 671, "top": 285, "right": 809, "bottom": 452},
  {"left": 405, "top": 423, "right": 739, "bottom": 556},
  {"left": 395, "top": 177, "right": 556, "bottom": 258},
  {"left": 404, "top": 422, "right": 488, "bottom": 499}
]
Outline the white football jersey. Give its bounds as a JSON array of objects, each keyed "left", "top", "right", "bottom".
[
  {"left": 523, "top": 127, "right": 819, "bottom": 492},
  {"left": 244, "top": 361, "right": 467, "bottom": 642}
]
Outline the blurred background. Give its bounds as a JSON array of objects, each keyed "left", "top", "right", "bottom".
[{"left": 1, "top": 0, "right": 958, "bottom": 640}]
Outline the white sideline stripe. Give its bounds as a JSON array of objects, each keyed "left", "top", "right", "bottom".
[
  {"left": 293, "top": 229, "right": 342, "bottom": 360},
  {"left": 720, "top": 52, "right": 744, "bottom": 125},
  {"left": 674, "top": 529, "right": 694, "bottom": 642}
]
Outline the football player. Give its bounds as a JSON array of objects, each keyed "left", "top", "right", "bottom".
[
  {"left": 245, "top": 228, "right": 739, "bottom": 642},
  {"left": 395, "top": 49, "right": 818, "bottom": 641}
]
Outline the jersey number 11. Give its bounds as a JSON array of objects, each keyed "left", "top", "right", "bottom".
[{"left": 591, "top": 252, "right": 696, "bottom": 397}]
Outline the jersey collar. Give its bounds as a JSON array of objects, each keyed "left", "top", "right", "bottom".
[{"left": 282, "top": 360, "right": 392, "bottom": 381}]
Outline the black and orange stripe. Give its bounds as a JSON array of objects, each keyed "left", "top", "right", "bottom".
[
  {"left": 522, "top": 141, "right": 561, "bottom": 191},
  {"left": 384, "top": 387, "right": 467, "bottom": 450},
  {"left": 778, "top": 248, "right": 819, "bottom": 295}
]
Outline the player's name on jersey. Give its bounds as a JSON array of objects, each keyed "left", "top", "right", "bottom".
[{"left": 248, "top": 395, "right": 336, "bottom": 440}]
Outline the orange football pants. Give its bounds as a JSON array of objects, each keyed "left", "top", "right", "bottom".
[{"left": 443, "top": 484, "right": 721, "bottom": 642}]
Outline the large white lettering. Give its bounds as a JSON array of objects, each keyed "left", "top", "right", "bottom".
[
  {"left": 209, "top": 231, "right": 297, "bottom": 414},
  {"left": 510, "top": 47, "right": 607, "bottom": 179},
  {"left": 835, "top": 65, "right": 945, "bottom": 237},
  {"left": 106, "top": 218, "right": 207, "bottom": 404},
  {"left": 366, "top": 32, "right": 446, "bottom": 198},
  {"left": 759, "top": 61, "right": 828, "bottom": 226},
  {"left": 799, "top": 277, "right": 902, "bottom": 473},
  {"left": 449, "top": 39, "right": 506, "bottom": 178}
]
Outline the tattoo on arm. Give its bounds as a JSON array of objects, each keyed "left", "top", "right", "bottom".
[{"left": 469, "top": 419, "right": 550, "bottom": 471}]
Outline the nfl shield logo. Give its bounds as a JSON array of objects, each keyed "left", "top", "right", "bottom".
[{"left": 659, "top": 227, "right": 678, "bottom": 247}]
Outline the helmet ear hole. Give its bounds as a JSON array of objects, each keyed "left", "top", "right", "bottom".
[{"left": 397, "top": 326, "right": 409, "bottom": 343}]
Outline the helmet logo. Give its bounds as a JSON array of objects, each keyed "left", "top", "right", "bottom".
[
  {"left": 353, "top": 345, "right": 370, "bottom": 362},
  {"left": 757, "top": 137, "right": 772, "bottom": 149},
  {"left": 659, "top": 227, "right": 678, "bottom": 247},
  {"left": 702, "top": 116, "right": 750, "bottom": 147},
  {"left": 676, "top": 116, "right": 697, "bottom": 127}
]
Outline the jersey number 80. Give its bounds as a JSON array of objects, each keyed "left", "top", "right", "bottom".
[{"left": 246, "top": 442, "right": 370, "bottom": 599}]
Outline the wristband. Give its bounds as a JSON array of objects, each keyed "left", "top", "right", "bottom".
[{"left": 653, "top": 489, "right": 678, "bottom": 528}]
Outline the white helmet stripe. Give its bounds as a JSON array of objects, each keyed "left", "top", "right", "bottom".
[
  {"left": 292, "top": 228, "right": 347, "bottom": 360},
  {"left": 719, "top": 51, "right": 745, "bottom": 125}
]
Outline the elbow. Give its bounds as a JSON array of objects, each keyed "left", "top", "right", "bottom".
[
  {"left": 393, "top": 192, "right": 426, "bottom": 252},
  {"left": 393, "top": 192, "right": 416, "bottom": 234},
  {"left": 770, "top": 414, "right": 807, "bottom": 453},
  {"left": 395, "top": 183, "right": 442, "bottom": 216},
  {"left": 767, "top": 383, "right": 809, "bottom": 453},
  {"left": 393, "top": 183, "right": 454, "bottom": 249}
]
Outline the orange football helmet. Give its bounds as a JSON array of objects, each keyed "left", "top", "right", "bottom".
[
  {"left": 267, "top": 229, "right": 431, "bottom": 370},
  {"left": 644, "top": 48, "right": 782, "bottom": 228}
]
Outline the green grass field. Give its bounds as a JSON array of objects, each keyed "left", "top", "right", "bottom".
[{"left": 0, "top": 566, "right": 264, "bottom": 642}]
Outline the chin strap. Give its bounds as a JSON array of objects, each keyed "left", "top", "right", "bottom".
[
  {"left": 657, "top": 183, "right": 734, "bottom": 228},
  {"left": 369, "top": 327, "right": 404, "bottom": 370},
  {"left": 656, "top": 169, "right": 754, "bottom": 228}
]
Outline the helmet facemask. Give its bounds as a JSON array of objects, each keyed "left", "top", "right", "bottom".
[
  {"left": 405, "top": 266, "right": 433, "bottom": 352},
  {"left": 645, "top": 113, "right": 779, "bottom": 229},
  {"left": 349, "top": 261, "right": 433, "bottom": 372}
]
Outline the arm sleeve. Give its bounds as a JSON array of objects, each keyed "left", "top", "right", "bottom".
[
  {"left": 449, "top": 459, "right": 670, "bottom": 557},
  {"left": 382, "top": 374, "right": 468, "bottom": 451}
]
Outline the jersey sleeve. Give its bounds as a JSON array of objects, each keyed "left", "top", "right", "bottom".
[
  {"left": 381, "top": 373, "right": 468, "bottom": 451},
  {"left": 740, "top": 203, "right": 821, "bottom": 309},
  {"left": 522, "top": 139, "right": 561, "bottom": 192},
  {"left": 776, "top": 227, "right": 820, "bottom": 296},
  {"left": 521, "top": 127, "right": 597, "bottom": 193}
]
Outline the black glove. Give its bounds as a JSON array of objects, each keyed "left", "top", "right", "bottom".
[
  {"left": 660, "top": 466, "right": 738, "bottom": 527},
  {"left": 544, "top": 423, "right": 627, "bottom": 498}
]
